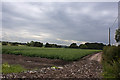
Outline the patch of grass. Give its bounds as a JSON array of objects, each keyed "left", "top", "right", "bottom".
[
  {"left": 2, "top": 46, "right": 101, "bottom": 61},
  {"left": 102, "top": 46, "right": 120, "bottom": 78},
  {"left": 2, "top": 63, "right": 26, "bottom": 74}
]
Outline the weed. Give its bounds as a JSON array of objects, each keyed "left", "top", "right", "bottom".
[{"left": 2, "top": 63, "right": 26, "bottom": 74}]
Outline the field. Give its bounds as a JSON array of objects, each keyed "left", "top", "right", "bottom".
[{"left": 2, "top": 46, "right": 101, "bottom": 61}]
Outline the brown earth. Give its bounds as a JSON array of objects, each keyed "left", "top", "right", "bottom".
[
  {"left": 89, "top": 52, "right": 102, "bottom": 63},
  {"left": 2, "top": 54, "right": 71, "bottom": 70},
  {"left": 2, "top": 52, "right": 103, "bottom": 78}
]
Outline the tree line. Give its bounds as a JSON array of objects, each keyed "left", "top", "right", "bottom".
[
  {"left": 69, "top": 43, "right": 105, "bottom": 50},
  {"left": 1, "top": 41, "right": 105, "bottom": 50},
  {"left": 1, "top": 41, "right": 26, "bottom": 46}
]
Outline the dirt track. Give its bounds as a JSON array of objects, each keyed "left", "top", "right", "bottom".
[
  {"left": 2, "top": 52, "right": 103, "bottom": 78},
  {"left": 89, "top": 52, "right": 102, "bottom": 63}
]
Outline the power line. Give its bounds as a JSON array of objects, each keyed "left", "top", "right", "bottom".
[
  {"left": 108, "top": 16, "right": 118, "bottom": 45},
  {"left": 110, "top": 16, "right": 118, "bottom": 28},
  {"left": 108, "top": 27, "right": 110, "bottom": 46}
]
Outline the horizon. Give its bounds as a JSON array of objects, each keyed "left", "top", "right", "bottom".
[
  {"left": 0, "top": 40, "right": 108, "bottom": 46},
  {"left": 2, "top": 2, "right": 118, "bottom": 46}
]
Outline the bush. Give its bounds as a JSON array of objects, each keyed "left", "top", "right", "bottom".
[
  {"left": 115, "top": 29, "right": 120, "bottom": 42},
  {"left": 102, "top": 46, "right": 120, "bottom": 78}
]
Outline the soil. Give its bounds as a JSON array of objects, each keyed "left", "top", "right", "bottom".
[
  {"left": 2, "top": 52, "right": 103, "bottom": 79},
  {"left": 89, "top": 52, "right": 102, "bottom": 63},
  {"left": 2, "top": 54, "right": 71, "bottom": 69}
]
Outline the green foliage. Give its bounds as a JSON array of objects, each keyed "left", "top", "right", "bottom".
[
  {"left": 2, "top": 41, "right": 8, "bottom": 45},
  {"left": 2, "top": 63, "right": 26, "bottom": 74},
  {"left": 102, "top": 46, "right": 120, "bottom": 78},
  {"left": 1, "top": 41, "right": 27, "bottom": 46},
  {"left": 51, "top": 66, "right": 59, "bottom": 69},
  {"left": 103, "top": 60, "right": 120, "bottom": 78},
  {"left": 79, "top": 44, "right": 88, "bottom": 49},
  {"left": 85, "top": 43, "right": 105, "bottom": 50},
  {"left": 10, "top": 42, "right": 19, "bottom": 46},
  {"left": 2, "top": 46, "right": 101, "bottom": 61},
  {"left": 103, "top": 46, "right": 120, "bottom": 63},
  {"left": 79, "top": 43, "right": 105, "bottom": 50},
  {"left": 69, "top": 43, "right": 78, "bottom": 48},
  {"left": 45, "top": 43, "right": 62, "bottom": 48},
  {"left": 45, "top": 43, "right": 57, "bottom": 48},
  {"left": 115, "top": 29, "right": 120, "bottom": 42},
  {"left": 27, "top": 41, "right": 43, "bottom": 47},
  {"left": 45, "top": 43, "right": 50, "bottom": 47}
]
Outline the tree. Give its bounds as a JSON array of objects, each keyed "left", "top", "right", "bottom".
[
  {"left": 34, "top": 42, "right": 43, "bottom": 47},
  {"left": 2, "top": 41, "right": 8, "bottom": 45},
  {"left": 79, "top": 44, "right": 88, "bottom": 49},
  {"left": 115, "top": 29, "right": 120, "bottom": 42},
  {"left": 30, "top": 41, "right": 35, "bottom": 47},
  {"left": 45, "top": 43, "right": 51, "bottom": 47},
  {"left": 69, "top": 43, "right": 78, "bottom": 48},
  {"left": 27, "top": 41, "right": 43, "bottom": 47},
  {"left": 85, "top": 43, "right": 105, "bottom": 50},
  {"left": 57, "top": 45, "right": 62, "bottom": 48},
  {"left": 11, "top": 42, "right": 19, "bottom": 46},
  {"left": 45, "top": 43, "right": 58, "bottom": 48},
  {"left": 27, "top": 42, "right": 30, "bottom": 46}
]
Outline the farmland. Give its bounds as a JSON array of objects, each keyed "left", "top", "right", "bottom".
[{"left": 2, "top": 46, "right": 101, "bottom": 61}]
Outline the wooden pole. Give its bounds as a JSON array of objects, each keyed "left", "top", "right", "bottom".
[{"left": 109, "top": 27, "right": 110, "bottom": 46}]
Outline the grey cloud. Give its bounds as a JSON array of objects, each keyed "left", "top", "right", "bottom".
[{"left": 2, "top": 2, "right": 118, "bottom": 45}]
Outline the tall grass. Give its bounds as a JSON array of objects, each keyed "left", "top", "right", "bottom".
[
  {"left": 2, "top": 46, "right": 101, "bottom": 61},
  {"left": 102, "top": 46, "right": 120, "bottom": 78}
]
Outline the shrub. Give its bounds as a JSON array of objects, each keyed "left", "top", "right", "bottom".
[
  {"left": 115, "top": 29, "right": 120, "bottom": 43},
  {"left": 102, "top": 46, "right": 120, "bottom": 78}
]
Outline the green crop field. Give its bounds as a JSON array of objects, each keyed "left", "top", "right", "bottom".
[{"left": 2, "top": 46, "right": 101, "bottom": 61}]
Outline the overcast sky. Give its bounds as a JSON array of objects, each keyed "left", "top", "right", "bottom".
[{"left": 2, "top": 2, "right": 118, "bottom": 45}]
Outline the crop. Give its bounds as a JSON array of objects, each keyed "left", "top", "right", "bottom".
[{"left": 2, "top": 46, "right": 101, "bottom": 61}]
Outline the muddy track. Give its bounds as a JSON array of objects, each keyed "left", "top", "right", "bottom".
[{"left": 2, "top": 52, "right": 103, "bottom": 78}]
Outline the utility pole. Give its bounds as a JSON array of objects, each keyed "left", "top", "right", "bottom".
[{"left": 108, "top": 27, "right": 110, "bottom": 46}]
